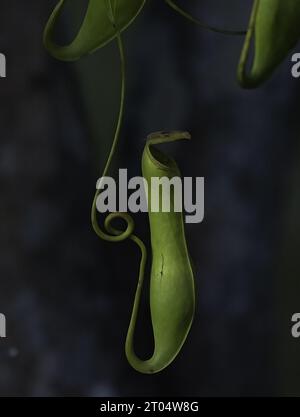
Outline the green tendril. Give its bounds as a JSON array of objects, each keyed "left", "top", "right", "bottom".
[
  {"left": 164, "top": 0, "right": 246, "bottom": 36},
  {"left": 90, "top": 5, "right": 148, "bottom": 354}
]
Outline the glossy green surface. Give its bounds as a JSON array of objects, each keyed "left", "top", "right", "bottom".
[
  {"left": 238, "top": 0, "right": 300, "bottom": 88},
  {"left": 43, "top": 0, "right": 145, "bottom": 60},
  {"left": 125, "top": 131, "right": 195, "bottom": 374}
]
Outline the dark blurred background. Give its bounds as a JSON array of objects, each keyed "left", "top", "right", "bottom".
[{"left": 0, "top": 0, "right": 300, "bottom": 396}]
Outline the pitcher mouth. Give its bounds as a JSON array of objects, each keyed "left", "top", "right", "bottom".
[
  {"left": 147, "top": 131, "right": 191, "bottom": 142},
  {"left": 145, "top": 131, "right": 191, "bottom": 172}
]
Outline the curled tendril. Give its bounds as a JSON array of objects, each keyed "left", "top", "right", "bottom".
[
  {"left": 90, "top": 7, "right": 148, "bottom": 338},
  {"left": 90, "top": 26, "right": 149, "bottom": 369},
  {"left": 90, "top": 18, "right": 145, "bottom": 265}
]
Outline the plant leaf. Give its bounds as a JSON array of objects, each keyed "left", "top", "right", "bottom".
[
  {"left": 44, "top": 0, "right": 145, "bottom": 61},
  {"left": 238, "top": 0, "right": 300, "bottom": 88}
]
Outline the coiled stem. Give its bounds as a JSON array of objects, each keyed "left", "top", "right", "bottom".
[{"left": 90, "top": 3, "right": 148, "bottom": 342}]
